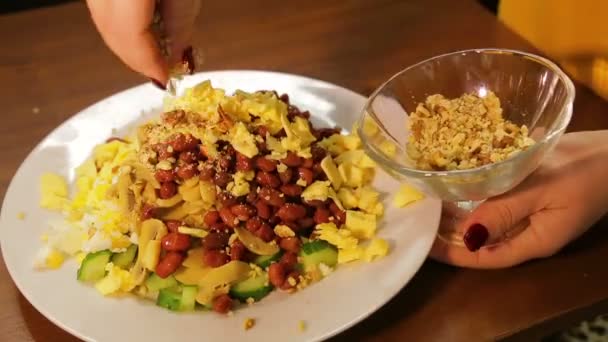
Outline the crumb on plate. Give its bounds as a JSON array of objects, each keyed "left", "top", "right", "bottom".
[
  {"left": 17, "top": 212, "right": 26, "bottom": 220},
  {"left": 244, "top": 318, "right": 255, "bottom": 330}
]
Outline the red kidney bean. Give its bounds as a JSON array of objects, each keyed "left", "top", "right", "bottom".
[
  {"left": 297, "top": 168, "right": 314, "bottom": 185},
  {"left": 317, "top": 128, "right": 341, "bottom": 139},
  {"left": 230, "top": 240, "right": 246, "bottom": 261},
  {"left": 201, "top": 231, "right": 230, "bottom": 250},
  {"left": 297, "top": 217, "right": 315, "bottom": 229},
  {"left": 304, "top": 199, "right": 327, "bottom": 207},
  {"left": 176, "top": 163, "right": 198, "bottom": 180},
  {"left": 213, "top": 172, "right": 232, "bottom": 188},
  {"left": 256, "top": 125, "right": 269, "bottom": 138},
  {"left": 219, "top": 207, "right": 239, "bottom": 228},
  {"left": 280, "top": 271, "right": 301, "bottom": 290},
  {"left": 279, "top": 252, "right": 298, "bottom": 269},
  {"left": 268, "top": 262, "right": 287, "bottom": 287},
  {"left": 246, "top": 186, "right": 258, "bottom": 204},
  {"left": 235, "top": 152, "right": 253, "bottom": 171},
  {"left": 141, "top": 204, "right": 157, "bottom": 220},
  {"left": 153, "top": 143, "right": 174, "bottom": 160},
  {"left": 179, "top": 150, "right": 199, "bottom": 164},
  {"left": 279, "top": 237, "right": 301, "bottom": 253},
  {"left": 218, "top": 155, "right": 233, "bottom": 171},
  {"left": 274, "top": 129, "right": 287, "bottom": 138},
  {"left": 155, "top": 252, "right": 184, "bottom": 278},
  {"left": 203, "top": 249, "right": 230, "bottom": 268},
  {"left": 254, "top": 200, "right": 271, "bottom": 219},
  {"left": 276, "top": 203, "right": 307, "bottom": 222},
  {"left": 217, "top": 192, "right": 238, "bottom": 208},
  {"left": 161, "top": 232, "right": 191, "bottom": 252},
  {"left": 198, "top": 165, "right": 215, "bottom": 181},
  {"left": 256, "top": 171, "right": 281, "bottom": 188},
  {"left": 268, "top": 213, "right": 281, "bottom": 226},
  {"left": 212, "top": 294, "right": 233, "bottom": 314},
  {"left": 311, "top": 145, "right": 327, "bottom": 161},
  {"left": 155, "top": 169, "right": 175, "bottom": 182},
  {"left": 278, "top": 168, "right": 293, "bottom": 185},
  {"left": 302, "top": 158, "right": 314, "bottom": 168},
  {"left": 329, "top": 202, "right": 346, "bottom": 224},
  {"left": 255, "top": 156, "right": 278, "bottom": 172},
  {"left": 279, "top": 93, "right": 290, "bottom": 104},
  {"left": 164, "top": 220, "right": 182, "bottom": 233},
  {"left": 258, "top": 187, "right": 285, "bottom": 207},
  {"left": 280, "top": 184, "right": 302, "bottom": 197},
  {"left": 245, "top": 216, "right": 263, "bottom": 233},
  {"left": 158, "top": 181, "right": 177, "bottom": 199},
  {"left": 313, "top": 163, "right": 326, "bottom": 180},
  {"left": 203, "top": 210, "right": 220, "bottom": 227},
  {"left": 230, "top": 204, "right": 256, "bottom": 221},
  {"left": 224, "top": 145, "right": 236, "bottom": 157},
  {"left": 314, "top": 207, "right": 331, "bottom": 224},
  {"left": 255, "top": 223, "right": 275, "bottom": 242},
  {"left": 210, "top": 222, "right": 231, "bottom": 233},
  {"left": 281, "top": 152, "right": 302, "bottom": 167},
  {"left": 168, "top": 133, "right": 199, "bottom": 152}
]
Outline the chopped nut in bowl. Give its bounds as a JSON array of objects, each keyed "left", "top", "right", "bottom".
[{"left": 358, "top": 48, "right": 575, "bottom": 246}]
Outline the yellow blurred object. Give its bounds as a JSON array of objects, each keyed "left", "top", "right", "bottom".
[
  {"left": 363, "top": 238, "right": 389, "bottom": 261},
  {"left": 345, "top": 210, "right": 377, "bottom": 239},
  {"left": 338, "top": 247, "right": 364, "bottom": 264},
  {"left": 393, "top": 184, "right": 424, "bottom": 208},
  {"left": 45, "top": 249, "right": 65, "bottom": 269},
  {"left": 499, "top": 0, "right": 608, "bottom": 100},
  {"left": 95, "top": 263, "right": 136, "bottom": 295},
  {"left": 40, "top": 173, "right": 68, "bottom": 210}
]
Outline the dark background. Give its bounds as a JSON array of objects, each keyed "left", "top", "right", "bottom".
[{"left": 0, "top": 0, "right": 500, "bottom": 15}]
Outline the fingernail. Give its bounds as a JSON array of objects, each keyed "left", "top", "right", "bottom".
[
  {"left": 182, "top": 46, "right": 194, "bottom": 74},
  {"left": 149, "top": 78, "right": 166, "bottom": 90},
  {"left": 463, "top": 224, "right": 489, "bottom": 252}
]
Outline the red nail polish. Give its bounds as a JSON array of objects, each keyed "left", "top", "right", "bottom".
[
  {"left": 182, "top": 46, "right": 194, "bottom": 74},
  {"left": 149, "top": 78, "right": 166, "bottom": 90},
  {"left": 463, "top": 224, "right": 489, "bottom": 252}
]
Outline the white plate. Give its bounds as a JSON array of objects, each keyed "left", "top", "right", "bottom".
[{"left": 0, "top": 71, "right": 440, "bottom": 342}]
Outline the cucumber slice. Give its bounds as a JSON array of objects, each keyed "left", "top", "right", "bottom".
[
  {"left": 299, "top": 240, "right": 338, "bottom": 271},
  {"left": 180, "top": 285, "right": 198, "bottom": 311},
  {"left": 77, "top": 250, "right": 112, "bottom": 282},
  {"left": 111, "top": 244, "right": 138, "bottom": 268},
  {"left": 146, "top": 273, "right": 178, "bottom": 292},
  {"left": 253, "top": 251, "right": 283, "bottom": 268},
  {"left": 230, "top": 273, "right": 273, "bottom": 302},
  {"left": 156, "top": 288, "right": 181, "bottom": 311}
]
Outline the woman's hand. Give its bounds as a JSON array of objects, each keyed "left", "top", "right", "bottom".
[
  {"left": 85, "top": 0, "right": 201, "bottom": 87},
  {"left": 430, "top": 130, "right": 608, "bottom": 269}
]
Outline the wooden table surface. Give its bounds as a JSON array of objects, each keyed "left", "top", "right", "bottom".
[{"left": 2, "top": 1, "right": 608, "bottom": 341}]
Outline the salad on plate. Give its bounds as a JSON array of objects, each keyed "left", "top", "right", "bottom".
[{"left": 35, "top": 80, "right": 424, "bottom": 315}]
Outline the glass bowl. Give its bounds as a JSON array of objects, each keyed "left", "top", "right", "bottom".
[{"left": 358, "top": 48, "right": 575, "bottom": 246}]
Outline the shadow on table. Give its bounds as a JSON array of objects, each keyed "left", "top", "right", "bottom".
[
  {"left": 18, "top": 294, "right": 80, "bottom": 342},
  {"left": 330, "top": 259, "right": 457, "bottom": 341}
]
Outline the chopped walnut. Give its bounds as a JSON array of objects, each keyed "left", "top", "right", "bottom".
[{"left": 406, "top": 91, "right": 535, "bottom": 171}]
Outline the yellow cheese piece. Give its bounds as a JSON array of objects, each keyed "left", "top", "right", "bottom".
[
  {"left": 320, "top": 155, "right": 342, "bottom": 190},
  {"left": 345, "top": 210, "right": 377, "bottom": 239},
  {"left": 338, "top": 163, "right": 365, "bottom": 188},
  {"left": 301, "top": 181, "right": 331, "bottom": 202},
  {"left": 178, "top": 226, "right": 208, "bottom": 238},
  {"left": 337, "top": 188, "right": 358, "bottom": 210},
  {"left": 338, "top": 247, "right": 364, "bottom": 264},
  {"left": 315, "top": 223, "right": 358, "bottom": 250},
  {"left": 174, "top": 266, "right": 211, "bottom": 285},
  {"left": 40, "top": 172, "right": 68, "bottom": 210},
  {"left": 393, "top": 184, "right": 425, "bottom": 208},
  {"left": 230, "top": 122, "right": 259, "bottom": 158},
  {"left": 363, "top": 238, "right": 389, "bottom": 261}
]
